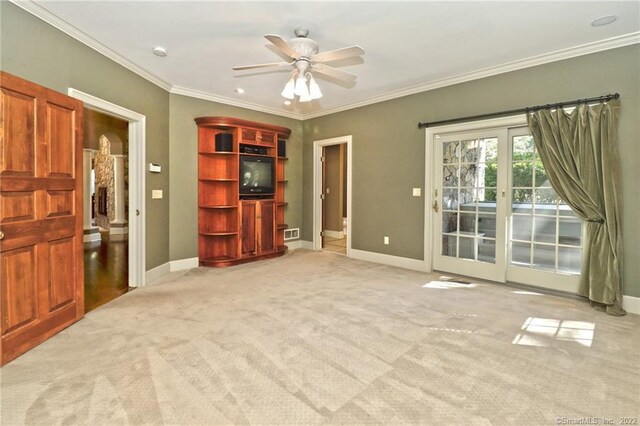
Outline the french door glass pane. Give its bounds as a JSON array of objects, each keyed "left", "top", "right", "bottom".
[
  {"left": 512, "top": 241, "right": 532, "bottom": 265},
  {"left": 533, "top": 244, "right": 556, "bottom": 270},
  {"left": 558, "top": 247, "right": 581, "bottom": 273},
  {"left": 509, "top": 134, "right": 583, "bottom": 274},
  {"left": 440, "top": 137, "right": 497, "bottom": 264},
  {"left": 512, "top": 215, "right": 532, "bottom": 240},
  {"left": 533, "top": 216, "right": 556, "bottom": 244}
]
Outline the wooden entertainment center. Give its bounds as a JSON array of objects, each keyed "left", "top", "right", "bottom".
[{"left": 195, "top": 117, "right": 290, "bottom": 267}]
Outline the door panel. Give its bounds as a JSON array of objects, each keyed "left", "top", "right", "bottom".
[
  {"left": 0, "top": 71, "right": 84, "bottom": 365},
  {"left": 48, "top": 237, "right": 76, "bottom": 311},
  {"left": 1, "top": 246, "right": 37, "bottom": 334},
  {"left": 46, "top": 190, "right": 74, "bottom": 218},
  {"left": 0, "top": 88, "right": 36, "bottom": 177},
  {"left": 46, "top": 102, "right": 75, "bottom": 178},
  {"left": 0, "top": 191, "right": 35, "bottom": 223},
  {"left": 241, "top": 200, "right": 257, "bottom": 256},
  {"left": 259, "top": 201, "right": 275, "bottom": 252}
]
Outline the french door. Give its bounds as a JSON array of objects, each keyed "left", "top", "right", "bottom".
[
  {"left": 433, "top": 128, "right": 508, "bottom": 282},
  {"left": 431, "top": 119, "right": 582, "bottom": 292}
]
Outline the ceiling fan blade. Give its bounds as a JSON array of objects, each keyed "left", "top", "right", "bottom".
[
  {"left": 312, "top": 45, "right": 364, "bottom": 63},
  {"left": 312, "top": 63, "right": 357, "bottom": 82},
  {"left": 264, "top": 34, "right": 300, "bottom": 59},
  {"left": 233, "top": 61, "right": 291, "bottom": 71}
]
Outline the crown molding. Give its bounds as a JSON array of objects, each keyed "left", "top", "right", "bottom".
[
  {"left": 9, "top": 0, "right": 172, "bottom": 91},
  {"left": 12, "top": 0, "right": 638, "bottom": 122},
  {"left": 170, "top": 86, "right": 304, "bottom": 120},
  {"left": 302, "top": 32, "right": 640, "bottom": 120}
]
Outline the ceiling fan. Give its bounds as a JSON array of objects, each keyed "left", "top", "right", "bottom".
[{"left": 233, "top": 27, "right": 364, "bottom": 102}]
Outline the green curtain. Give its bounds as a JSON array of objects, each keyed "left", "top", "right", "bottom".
[{"left": 527, "top": 100, "right": 625, "bottom": 316}]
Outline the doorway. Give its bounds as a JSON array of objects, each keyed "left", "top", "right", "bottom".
[
  {"left": 321, "top": 144, "right": 348, "bottom": 254},
  {"left": 426, "top": 116, "right": 583, "bottom": 293},
  {"left": 313, "top": 136, "right": 353, "bottom": 256},
  {"left": 83, "top": 110, "right": 130, "bottom": 311},
  {"left": 68, "top": 88, "right": 146, "bottom": 293}
]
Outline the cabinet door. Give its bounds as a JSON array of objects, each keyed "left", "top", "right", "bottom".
[
  {"left": 241, "top": 200, "right": 257, "bottom": 257},
  {"left": 259, "top": 200, "right": 276, "bottom": 253},
  {"left": 240, "top": 128, "right": 257, "bottom": 144},
  {"left": 259, "top": 131, "right": 275, "bottom": 145}
]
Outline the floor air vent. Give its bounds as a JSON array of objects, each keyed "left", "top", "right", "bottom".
[{"left": 284, "top": 228, "right": 299, "bottom": 240}]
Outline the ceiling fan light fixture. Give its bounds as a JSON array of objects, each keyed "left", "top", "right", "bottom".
[
  {"left": 281, "top": 75, "right": 296, "bottom": 99},
  {"left": 307, "top": 73, "right": 322, "bottom": 100},
  {"left": 294, "top": 74, "right": 309, "bottom": 98},
  {"left": 299, "top": 91, "right": 312, "bottom": 103}
]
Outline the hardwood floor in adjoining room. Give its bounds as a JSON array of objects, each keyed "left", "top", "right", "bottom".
[
  {"left": 324, "top": 236, "right": 346, "bottom": 255},
  {"left": 84, "top": 232, "right": 129, "bottom": 312}
]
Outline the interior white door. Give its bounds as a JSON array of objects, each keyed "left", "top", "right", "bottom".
[{"left": 432, "top": 129, "right": 508, "bottom": 282}]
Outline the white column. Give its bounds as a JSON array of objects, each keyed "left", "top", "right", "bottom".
[
  {"left": 110, "top": 154, "right": 128, "bottom": 236},
  {"left": 83, "top": 149, "right": 101, "bottom": 242}
]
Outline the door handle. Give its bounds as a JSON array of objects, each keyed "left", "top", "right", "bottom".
[
  {"left": 136, "top": 209, "right": 140, "bottom": 216},
  {"left": 433, "top": 200, "right": 439, "bottom": 213},
  {"left": 0, "top": 231, "right": 4, "bottom": 240}
]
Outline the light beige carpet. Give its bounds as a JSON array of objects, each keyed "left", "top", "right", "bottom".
[{"left": 1, "top": 249, "right": 639, "bottom": 425}]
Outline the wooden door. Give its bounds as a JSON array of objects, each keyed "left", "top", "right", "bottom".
[
  {"left": 259, "top": 200, "right": 275, "bottom": 253},
  {"left": 0, "top": 72, "right": 84, "bottom": 365},
  {"left": 241, "top": 200, "right": 257, "bottom": 257}
]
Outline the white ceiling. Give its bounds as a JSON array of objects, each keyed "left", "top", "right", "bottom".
[{"left": 20, "top": 1, "right": 640, "bottom": 119}]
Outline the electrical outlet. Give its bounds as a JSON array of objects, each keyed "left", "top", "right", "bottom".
[
  {"left": 152, "top": 189, "right": 163, "bottom": 199},
  {"left": 413, "top": 188, "right": 421, "bottom": 197},
  {"left": 384, "top": 236, "right": 389, "bottom": 245}
]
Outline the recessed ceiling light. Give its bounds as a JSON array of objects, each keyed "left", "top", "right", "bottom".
[
  {"left": 235, "top": 88, "right": 245, "bottom": 94},
  {"left": 283, "top": 100, "right": 292, "bottom": 106},
  {"left": 152, "top": 46, "right": 167, "bottom": 57},
  {"left": 591, "top": 15, "right": 617, "bottom": 27}
]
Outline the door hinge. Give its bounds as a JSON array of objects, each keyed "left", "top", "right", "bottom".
[
  {"left": 321, "top": 156, "right": 325, "bottom": 162},
  {"left": 320, "top": 231, "right": 324, "bottom": 237},
  {"left": 320, "top": 194, "right": 325, "bottom": 200}
]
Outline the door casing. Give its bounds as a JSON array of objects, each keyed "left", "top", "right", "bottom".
[
  {"left": 313, "top": 136, "right": 352, "bottom": 255},
  {"left": 68, "top": 88, "right": 146, "bottom": 287}
]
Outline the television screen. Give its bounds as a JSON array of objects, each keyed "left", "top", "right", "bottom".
[{"left": 240, "top": 156, "right": 274, "bottom": 194}]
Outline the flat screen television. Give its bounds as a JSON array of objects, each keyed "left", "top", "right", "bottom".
[{"left": 239, "top": 155, "right": 275, "bottom": 196}]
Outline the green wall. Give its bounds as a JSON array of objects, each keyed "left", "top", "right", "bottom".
[
  {"left": 3, "top": 2, "right": 638, "bottom": 298},
  {"left": 303, "top": 44, "right": 640, "bottom": 297},
  {"left": 1, "top": 2, "right": 171, "bottom": 270},
  {"left": 168, "top": 95, "right": 303, "bottom": 261}
]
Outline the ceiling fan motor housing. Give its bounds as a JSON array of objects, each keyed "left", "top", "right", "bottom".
[{"left": 289, "top": 36, "right": 319, "bottom": 60}]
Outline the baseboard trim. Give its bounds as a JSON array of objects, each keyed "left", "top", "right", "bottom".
[
  {"left": 285, "top": 240, "right": 303, "bottom": 250},
  {"left": 623, "top": 295, "right": 640, "bottom": 315},
  {"left": 83, "top": 234, "right": 101, "bottom": 243},
  {"left": 324, "top": 230, "right": 344, "bottom": 239},
  {"left": 301, "top": 240, "right": 314, "bottom": 250},
  {"left": 144, "top": 262, "right": 170, "bottom": 285},
  {"left": 170, "top": 257, "right": 199, "bottom": 272},
  {"left": 349, "top": 248, "right": 428, "bottom": 272}
]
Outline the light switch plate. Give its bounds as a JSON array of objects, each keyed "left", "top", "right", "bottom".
[
  {"left": 152, "top": 190, "right": 163, "bottom": 199},
  {"left": 412, "top": 188, "right": 421, "bottom": 197}
]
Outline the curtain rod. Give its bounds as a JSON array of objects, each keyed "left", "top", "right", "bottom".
[{"left": 417, "top": 93, "right": 620, "bottom": 129}]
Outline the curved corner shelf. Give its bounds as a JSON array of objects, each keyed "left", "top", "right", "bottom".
[{"left": 199, "top": 231, "right": 238, "bottom": 236}]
